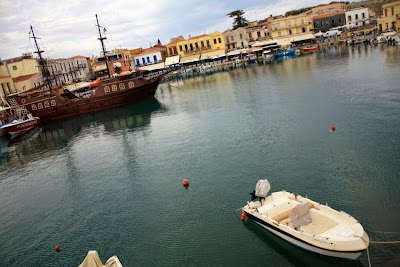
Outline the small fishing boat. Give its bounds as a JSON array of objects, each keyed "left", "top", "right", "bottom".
[
  {"left": 1, "top": 114, "right": 41, "bottom": 136},
  {"left": 303, "top": 46, "right": 318, "bottom": 53},
  {"left": 274, "top": 49, "right": 295, "bottom": 58},
  {"left": 241, "top": 180, "right": 369, "bottom": 260}
]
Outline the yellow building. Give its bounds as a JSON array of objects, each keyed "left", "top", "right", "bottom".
[
  {"left": 377, "top": 0, "right": 400, "bottom": 32},
  {"left": 165, "top": 32, "right": 226, "bottom": 62},
  {"left": 0, "top": 75, "right": 15, "bottom": 98},
  {"left": 268, "top": 13, "right": 313, "bottom": 38}
]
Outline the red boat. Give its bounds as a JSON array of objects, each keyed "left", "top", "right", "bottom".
[
  {"left": 1, "top": 115, "right": 41, "bottom": 135},
  {"left": 303, "top": 46, "right": 319, "bottom": 53}
]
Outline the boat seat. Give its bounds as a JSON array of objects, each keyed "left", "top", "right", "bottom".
[{"left": 272, "top": 202, "right": 314, "bottom": 222}]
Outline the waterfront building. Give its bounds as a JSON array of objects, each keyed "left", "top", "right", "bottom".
[
  {"left": 129, "top": 48, "right": 143, "bottom": 68},
  {"left": 311, "top": 2, "right": 348, "bottom": 15},
  {"left": 47, "top": 56, "right": 92, "bottom": 87},
  {"left": 245, "top": 22, "right": 270, "bottom": 47},
  {"left": 377, "top": 0, "right": 400, "bottom": 31},
  {"left": 112, "top": 48, "right": 133, "bottom": 69},
  {"left": 0, "top": 54, "right": 43, "bottom": 95},
  {"left": 223, "top": 27, "right": 248, "bottom": 50},
  {"left": 345, "top": 8, "right": 371, "bottom": 28},
  {"left": 133, "top": 46, "right": 167, "bottom": 72},
  {"left": 313, "top": 12, "right": 346, "bottom": 32},
  {"left": 92, "top": 52, "right": 129, "bottom": 77},
  {"left": 0, "top": 75, "right": 15, "bottom": 98},
  {"left": 268, "top": 13, "right": 313, "bottom": 38},
  {"left": 165, "top": 32, "right": 226, "bottom": 63}
]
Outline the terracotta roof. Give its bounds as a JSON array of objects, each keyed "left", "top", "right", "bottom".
[
  {"left": 136, "top": 48, "right": 161, "bottom": 57},
  {"left": 69, "top": 55, "right": 87, "bottom": 59},
  {"left": 153, "top": 44, "right": 166, "bottom": 48},
  {"left": 0, "top": 75, "right": 10, "bottom": 79},
  {"left": 189, "top": 34, "right": 208, "bottom": 40},
  {"left": 313, "top": 11, "right": 345, "bottom": 20},
  {"left": 166, "top": 38, "right": 185, "bottom": 46},
  {"left": 12, "top": 73, "right": 37, "bottom": 83}
]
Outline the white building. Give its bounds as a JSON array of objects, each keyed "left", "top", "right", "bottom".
[
  {"left": 133, "top": 48, "right": 164, "bottom": 67},
  {"left": 345, "top": 8, "right": 370, "bottom": 28},
  {"left": 47, "top": 56, "right": 92, "bottom": 87}
]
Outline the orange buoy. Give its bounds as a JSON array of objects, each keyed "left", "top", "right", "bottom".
[
  {"left": 331, "top": 125, "right": 336, "bottom": 131},
  {"left": 183, "top": 178, "right": 189, "bottom": 186},
  {"left": 241, "top": 212, "right": 246, "bottom": 220},
  {"left": 55, "top": 245, "right": 61, "bottom": 252}
]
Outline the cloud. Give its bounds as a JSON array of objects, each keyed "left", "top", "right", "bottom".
[{"left": 0, "top": 0, "right": 332, "bottom": 59}]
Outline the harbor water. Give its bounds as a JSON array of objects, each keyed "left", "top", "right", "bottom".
[{"left": 1, "top": 45, "right": 400, "bottom": 266}]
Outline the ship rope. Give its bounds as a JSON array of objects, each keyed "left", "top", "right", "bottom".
[{"left": 365, "top": 229, "right": 400, "bottom": 266}]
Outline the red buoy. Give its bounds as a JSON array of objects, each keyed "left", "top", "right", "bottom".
[
  {"left": 183, "top": 178, "right": 189, "bottom": 186},
  {"left": 241, "top": 212, "right": 246, "bottom": 220},
  {"left": 55, "top": 245, "right": 61, "bottom": 252},
  {"left": 331, "top": 125, "right": 336, "bottom": 131}
]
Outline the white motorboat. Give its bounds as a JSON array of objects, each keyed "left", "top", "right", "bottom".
[
  {"left": 241, "top": 180, "right": 369, "bottom": 260},
  {"left": 78, "top": 250, "right": 123, "bottom": 267}
]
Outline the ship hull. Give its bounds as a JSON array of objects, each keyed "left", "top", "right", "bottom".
[
  {"left": 1, "top": 117, "right": 41, "bottom": 135},
  {"left": 11, "top": 74, "right": 165, "bottom": 122}
]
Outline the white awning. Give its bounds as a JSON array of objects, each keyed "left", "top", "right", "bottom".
[
  {"left": 252, "top": 40, "right": 278, "bottom": 47},
  {"left": 139, "top": 62, "right": 165, "bottom": 71},
  {"left": 64, "top": 82, "right": 90, "bottom": 91},
  {"left": 200, "top": 50, "right": 225, "bottom": 59},
  {"left": 227, "top": 50, "right": 241, "bottom": 56},
  {"left": 290, "top": 33, "right": 316, "bottom": 42},
  {"left": 113, "top": 62, "right": 121, "bottom": 68},
  {"left": 165, "top": 55, "right": 180, "bottom": 66},
  {"left": 250, "top": 47, "right": 263, "bottom": 52},
  {"left": 94, "top": 64, "right": 107, "bottom": 72},
  {"left": 180, "top": 55, "right": 200, "bottom": 63}
]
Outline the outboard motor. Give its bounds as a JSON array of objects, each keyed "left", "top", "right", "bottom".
[{"left": 250, "top": 179, "right": 271, "bottom": 201}]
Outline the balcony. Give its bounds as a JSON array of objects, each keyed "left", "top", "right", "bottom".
[
  {"left": 52, "top": 70, "right": 62, "bottom": 75},
  {"left": 70, "top": 66, "right": 79, "bottom": 72},
  {"left": 78, "top": 63, "right": 86, "bottom": 69}
]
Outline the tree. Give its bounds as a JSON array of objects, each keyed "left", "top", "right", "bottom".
[{"left": 227, "top": 10, "right": 249, "bottom": 30}]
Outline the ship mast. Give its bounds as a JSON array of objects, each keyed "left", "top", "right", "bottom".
[
  {"left": 30, "top": 25, "right": 52, "bottom": 90},
  {"left": 95, "top": 14, "right": 111, "bottom": 78}
]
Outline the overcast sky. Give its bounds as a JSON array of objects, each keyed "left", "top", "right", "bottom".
[{"left": 0, "top": 0, "right": 333, "bottom": 60}]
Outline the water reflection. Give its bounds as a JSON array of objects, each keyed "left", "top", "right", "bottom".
[{"left": 0, "top": 99, "right": 165, "bottom": 168}]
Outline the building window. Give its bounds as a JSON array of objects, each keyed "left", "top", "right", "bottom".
[
  {"left": 289, "top": 29, "right": 292, "bottom": 35},
  {"left": 241, "top": 41, "right": 244, "bottom": 47},
  {"left": 142, "top": 58, "right": 145, "bottom": 65},
  {"left": 314, "top": 22, "right": 316, "bottom": 28},
  {"left": 391, "top": 7, "right": 394, "bottom": 16},
  {"left": 201, "top": 41, "right": 204, "bottom": 47},
  {"left": 232, "top": 43, "right": 236, "bottom": 48},
  {"left": 173, "top": 47, "right": 177, "bottom": 54},
  {"left": 321, "top": 21, "right": 323, "bottom": 26},
  {"left": 257, "top": 31, "right": 261, "bottom": 37},
  {"left": 179, "top": 45, "right": 183, "bottom": 51},
  {"left": 231, "top": 36, "right": 234, "bottom": 41},
  {"left": 136, "top": 59, "right": 140, "bottom": 66},
  {"left": 146, "top": 57, "right": 150, "bottom": 63},
  {"left": 206, "top": 40, "right": 210, "bottom": 47},
  {"left": 12, "top": 65, "right": 17, "bottom": 71},
  {"left": 339, "top": 18, "right": 342, "bottom": 23},
  {"left": 302, "top": 27, "right": 306, "bottom": 33},
  {"left": 153, "top": 55, "right": 157, "bottom": 62},
  {"left": 240, "top": 33, "right": 243, "bottom": 39},
  {"left": 362, "top": 13, "right": 365, "bottom": 19},
  {"left": 169, "top": 47, "right": 173, "bottom": 55},
  {"left": 184, "top": 44, "right": 188, "bottom": 51},
  {"left": 248, "top": 33, "right": 251, "bottom": 39},
  {"left": 355, "top": 14, "right": 359, "bottom": 20},
  {"left": 195, "top": 42, "right": 199, "bottom": 49},
  {"left": 385, "top": 9, "right": 387, "bottom": 17},
  {"left": 218, "top": 37, "right": 221, "bottom": 43},
  {"left": 63, "top": 63, "right": 66, "bottom": 70},
  {"left": 332, "top": 19, "right": 335, "bottom": 24},
  {"left": 348, "top": 15, "right": 351, "bottom": 21},
  {"left": 60, "top": 63, "right": 63, "bottom": 70},
  {"left": 326, "top": 21, "right": 330, "bottom": 26},
  {"left": 213, "top": 39, "right": 217, "bottom": 44},
  {"left": 190, "top": 43, "right": 193, "bottom": 50}
]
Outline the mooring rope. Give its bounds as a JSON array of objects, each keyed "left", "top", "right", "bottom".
[
  {"left": 367, "top": 230, "right": 400, "bottom": 235},
  {"left": 369, "top": 240, "right": 400, "bottom": 244},
  {"left": 367, "top": 247, "right": 372, "bottom": 267}
]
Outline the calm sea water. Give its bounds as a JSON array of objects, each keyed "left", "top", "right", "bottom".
[{"left": 1, "top": 45, "right": 400, "bottom": 267}]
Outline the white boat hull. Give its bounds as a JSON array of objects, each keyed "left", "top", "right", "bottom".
[
  {"left": 242, "top": 190, "right": 368, "bottom": 260},
  {"left": 248, "top": 212, "right": 362, "bottom": 260}
]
